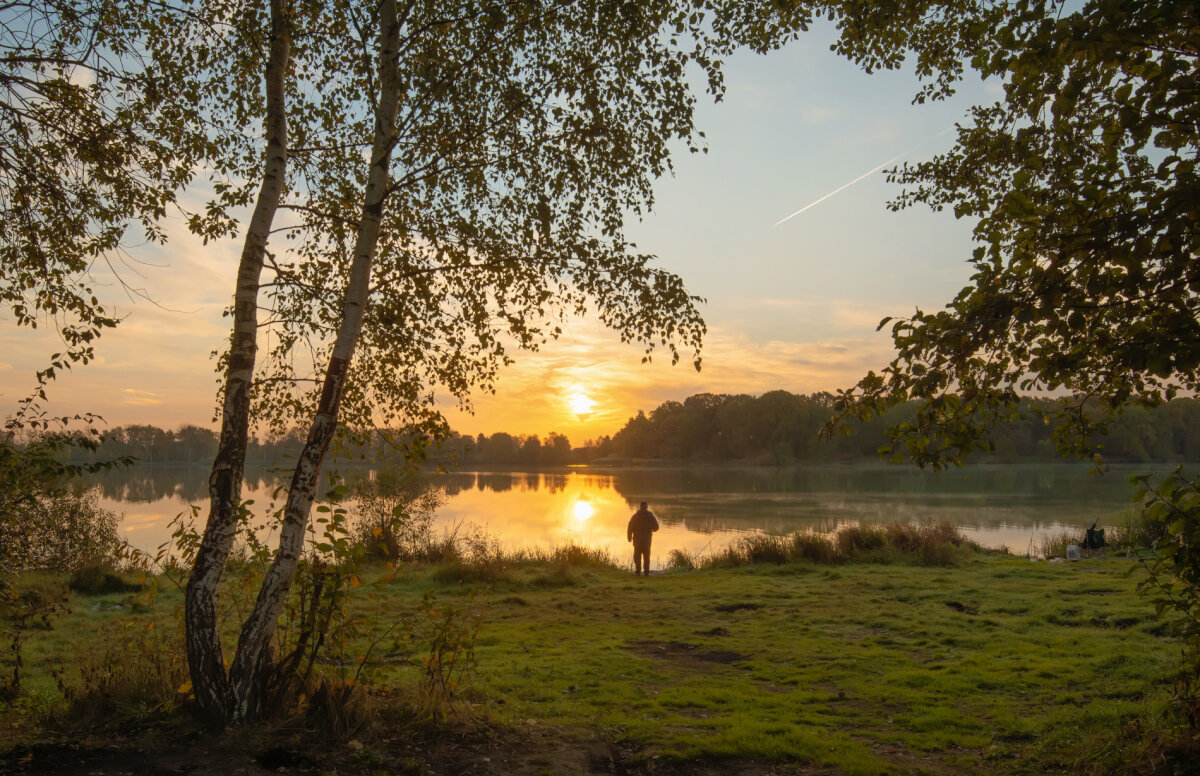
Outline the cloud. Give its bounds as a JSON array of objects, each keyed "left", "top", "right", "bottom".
[
  {"left": 799, "top": 105, "right": 840, "bottom": 125},
  {"left": 443, "top": 318, "right": 895, "bottom": 440},
  {"left": 123, "top": 388, "right": 164, "bottom": 406}
]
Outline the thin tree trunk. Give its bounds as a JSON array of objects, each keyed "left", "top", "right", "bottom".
[
  {"left": 224, "top": 0, "right": 402, "bottom": 722},
  {"left": 184, "top": 0, "right": 290, "bottom": 723}
]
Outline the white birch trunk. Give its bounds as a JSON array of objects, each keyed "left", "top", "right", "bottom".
[
  {"left": 224, "top": 0, "right": 403, "bottom": 721},
  {"left": 184, "top": 0, "right": 290, "bottom": 723}
]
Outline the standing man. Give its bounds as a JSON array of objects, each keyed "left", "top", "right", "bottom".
[{"left": 627, "top": 501, "right": 660, "bottom": 576}]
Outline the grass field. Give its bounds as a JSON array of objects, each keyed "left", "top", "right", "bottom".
[{"left": 3, "top": 544, "right": 1181, "bottom": 775}]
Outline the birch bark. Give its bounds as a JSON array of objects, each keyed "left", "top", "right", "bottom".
[
  {"left": 224, "top": 0, "right": 402, "bottom": 721},
  {"left": 184, "top": 0, "right": 290, "bottom": 723}
]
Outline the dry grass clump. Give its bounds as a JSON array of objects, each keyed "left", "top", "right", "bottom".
[
  {"left": 427, "top": 532, "right": 620, "bottom": 584},
  {"left": 836, "top": 524, "right": 887, "bottom": 556},
  {"left": 1036, "top": 530, "right": 1077, "bottom": 560},
  {"left": 514, "top": 542, "right": 614, "bottom": 568},
  {"left": 789, "top": 531, "right": 841, "bottom": 565},
  {"left": 739, "top": 534, "right": 791, "bottom": 565},
  {"left": 430, "top": 527, "right": 508, "bottom": 584}
]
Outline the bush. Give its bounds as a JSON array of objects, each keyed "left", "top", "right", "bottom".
[
  {"left": 68, "top": 565, "right": 142, "bottom": 595},
  {"left": 349, "top": 468, "right": 443, "bottom": 562},
  {"left": 1132, "top": 469, "right": 1200, "bottom": 729},
  {"left": 739, "top": 534, "right": 790, "bottom": 565},
  {"left": 431, "top": 526, "right": 508, "bottom": 583},
  {"left": 884, "top": 521, "right": 971, "bottom": 565},
  {"left": 788, "top": 532, "right": 840, "bottom": 564},
  {"left": 1108, "top": 509, "right": 1168, "bottom": 551},
  {"left": 836, "top": 524, "right": 887, "bottom": 557},
  {"left": 1037, "top": 530, "right": 1076, "bottom": 560},
  {"left": 543, "top": 543, "right": 614, "bottom": 568},
  {"left": 666, "top": 548, "right": 697, "bottom": 571},
  {"left": 1, "top": 575, "right": 69, "bottom": 698},
  {"left": 1, "top": 487, "right": 125, "bottom": 574},
  {"left": 688, "top": 522, "right": 970, "bottom": 569},
  {"left": 54, "top": 611, "right": 186, "bottom": 724}
]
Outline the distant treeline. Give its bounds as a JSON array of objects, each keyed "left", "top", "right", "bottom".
[
  {"left": 83, "top": 424, "right": 575, "bottom": 467},
  {"left": 84, "top": 392, "right": 1200, "bottom": 468},
  {"left": 588, "top": 391, "right": 1200, "bottom": 464},
  {"left": 84, "top": 425, "right": 445, "bottom": 467}
]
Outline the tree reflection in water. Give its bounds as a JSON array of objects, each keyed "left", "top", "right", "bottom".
[{"left": 92, "top": 463, "right": 1155, "bottom": 564}]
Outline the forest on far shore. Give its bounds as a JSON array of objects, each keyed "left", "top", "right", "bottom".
[{"left": 80, "top": 392, "right": 1200, "bottom": 468}]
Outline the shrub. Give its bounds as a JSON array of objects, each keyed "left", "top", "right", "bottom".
[
  {"left": 788, "top": 532, "right": 839, "bottom": 564},
  {"left": 739, "top": 534, "right": 790, "bottom": 565},
  {"left": 836, "top": 524, "right": 887, "bottom": 557},
  {"left": 1037, "top": 530, "right": 1076, "bottom": 560},
  {"left": 349, "top": 468, "right": 443, "bottom": 562},
  {"left": 54, "top": 608, "right": 185, "bottom": 723},
  {"left": 545, "top": 542, "right": 614, "bottom": 568},
  {"left": 693, "top": 522, "right": 970, "bottom": 570},
  {"left": 1, "top": 486, "right": 125, "bottom": 574},
  {"left": 883, "top": 521, "right": 971, "bottom": 565},
  {"left": 431, "top": 526, "right": 508, "bottom": 583},
  {"left": 1, "top": 575, "right": 69, "bottom": 698},
  {"left": 666, "top": 548, "right": 697, "bottom": 571},
  {"left": 1132, "top": 469, "right": 1200, "bottom": 730},
  {"left": 68, "top": 565, "right": 143, "bottom": 595},
  {"left": 708, "top": 544, "right": 749, "bottom": 568},
  {"left": 1108, "top": 509, "right": 1168, "bottom": 551}
]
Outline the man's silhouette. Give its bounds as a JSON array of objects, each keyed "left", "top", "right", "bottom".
[{"left": 626, "top": 501, "right": 660, "bottom": 576}]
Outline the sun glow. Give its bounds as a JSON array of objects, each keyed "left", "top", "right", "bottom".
[
  {"left": 572, "top": 499, "right": 594, "bottom": 521},
  {"left": 567, "top": 392, "right": 595, "bottom": 417}
]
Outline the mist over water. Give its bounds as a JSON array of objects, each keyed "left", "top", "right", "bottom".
[{"left": 92, "top": 462, "right": 1155, "bottom": 563}]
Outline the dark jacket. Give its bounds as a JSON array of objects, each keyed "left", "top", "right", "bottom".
[{"left": 627, "top": 508, "right": 660, "bottom": 544}]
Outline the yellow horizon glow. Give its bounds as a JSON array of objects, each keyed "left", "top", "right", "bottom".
[{"left": 567, "top": 391, "right": 595, "bottom": 417}]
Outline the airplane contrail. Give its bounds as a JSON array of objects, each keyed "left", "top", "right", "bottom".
[{"left": 772, "top": 126, "right": 955, "bottom": 228}]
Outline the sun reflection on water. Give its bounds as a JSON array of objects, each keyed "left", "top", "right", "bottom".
[{"left": 98, "top": 464, "right": 1137, "bottom": 570}]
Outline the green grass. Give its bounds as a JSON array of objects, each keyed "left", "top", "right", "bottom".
[
  {"left": 373, "top": 553, "right": 1174, "bottom": 774},
  {"left": 3, "top": 551, "right": 1181, "bottom": 774}
]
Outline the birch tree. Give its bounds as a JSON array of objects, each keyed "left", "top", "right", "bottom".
[
  {"left": 185, "top": 0, "right": 992, "bottom": 723},
  {"left": 0, "top": 0, "right": 231, "bottom": 411}
]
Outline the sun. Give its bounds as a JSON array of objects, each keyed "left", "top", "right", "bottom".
[
  {"left": 572, "top": 499, "right": 594, "bottom": 521},
  {"left": 567, "top": 392, "right": 595, "bottom": 417}
]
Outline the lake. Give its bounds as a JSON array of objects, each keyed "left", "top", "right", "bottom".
[{"left": 93, "top": 462, "right": 1158, "bottom": 566}]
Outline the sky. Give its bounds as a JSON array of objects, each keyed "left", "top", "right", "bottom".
[{"left": 0, "top": 22, "right": 1000, "bottom": 445}]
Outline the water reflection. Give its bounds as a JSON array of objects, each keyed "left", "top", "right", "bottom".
[{"left": 93, "top": 463, "right": 1157, "bottom": 562}]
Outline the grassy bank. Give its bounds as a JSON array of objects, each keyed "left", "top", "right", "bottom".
[
  {"left": 459, "top": 555, "right": 1170, "bottom": 774},
  {"left": 3, "top": 541, "right": 1180, "bottom": 775}
]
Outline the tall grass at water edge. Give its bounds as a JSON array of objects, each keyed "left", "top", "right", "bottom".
[
  {"left": 1032, "top": 508, "right": 1167, "bottom": 560},
  {"left": 668, "top": 521, "right": 975, "bottom": 570},
  {"left": 362, "top": 519, "right": 976, "bottom": 580}
]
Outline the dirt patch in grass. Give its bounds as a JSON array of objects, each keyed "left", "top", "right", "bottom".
[
  {"left": 627, "top": 640, "right": 748, "bottom": 667},
  {"left": 713, "top": 602, "right": 761, "bottom": 613},
  {"left": 694, "top": 626, "right": 731, "bottom": 637}
]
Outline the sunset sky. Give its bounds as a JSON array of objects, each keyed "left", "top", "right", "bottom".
[{"left": 0, "top": 24, "right": 998, "bottom": 444}]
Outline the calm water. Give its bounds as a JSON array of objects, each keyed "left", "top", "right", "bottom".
[{"left": 93, "top": 463, "right": 1157, "bottom": 565}]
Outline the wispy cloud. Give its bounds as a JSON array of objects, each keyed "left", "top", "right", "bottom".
[
  {"left": 799, "top": 105, "right": 840, "bottom": 125},
  {"left": 123, "top": 388, "right": 164, "bottom": 406},
  {"left": 442, "top": 319, "right": 894, "bottom": 440}
]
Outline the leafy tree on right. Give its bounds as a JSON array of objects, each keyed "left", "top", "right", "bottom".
[
  {"left": 835, "top": 0, "right": 1200, "bottom": 733},
  {"left": 836, "top": 0, "right": 1198, "bottom": 468}
]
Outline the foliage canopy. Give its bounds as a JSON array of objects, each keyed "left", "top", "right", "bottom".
[{"left": 834, "top": 0, "right": 1200, "bottom": 467}]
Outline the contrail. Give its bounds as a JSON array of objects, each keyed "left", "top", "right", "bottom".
[{"left": 772, "top": 126, "right": 955, "bottom": 228}]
